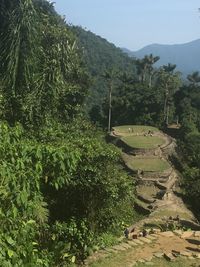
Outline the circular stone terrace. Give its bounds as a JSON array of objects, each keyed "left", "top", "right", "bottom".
[
  {"left": 113, "top": 125, "right": 165, "bottom": 150},
  {"left": 112, "top": 125, "right": 172, "bottom": 175}
]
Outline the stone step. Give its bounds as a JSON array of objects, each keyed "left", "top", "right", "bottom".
[
  {"left": 121, "top": 243, "right": 132, "bottom": 249},
  {"left": 180, "top": 251, "right": 193, "bottom": 257},
  {"left": 103, "top": 248, "right": 117, "bottom": 253},
  {"left": 138, "top": 237, "right": 152, "bottom": 244},
  {"left": 159, "top": 231, "right": 174, "bottom": 237},
  {"left": 193, "top": 253, "right": 200, "bottom": 259},
  {"left": 133, "top": 239, "right": 144, "bottom": 245},
  {"left": 112, "top": 244, "right": 127, "bottom": 251},
  {"left": 153, "top": 252, "right": 164, "bottom": 258},
  {"left": 126, "top": 240, "right": 138, "bottom": 246},
  {"left": 194, "top": 231, "right": 200, "bottom": 237},
  {"left": 181, "top": 231, "right": 194, "bottom": 239},
  {"left": 164, "top": 252, "right": 176, "bottom": 261},
  {"left": 173, "top": 230, "right": 183, "bottom": 236},
  {"left": 146, "top": 235, "right": 158, "bottom": 240}
]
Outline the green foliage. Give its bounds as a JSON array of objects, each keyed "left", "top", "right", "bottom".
[
  {"left": 0, "top": 119, "right": 136, "bottom": 265},
  {"left": 0, "top": 0, "right": 88, "bottom": 127},
  {"left": 71, "top": 26, "right": 137, "bottom": 111}
]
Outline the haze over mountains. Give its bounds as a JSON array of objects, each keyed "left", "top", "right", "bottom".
[{"left": 123, "top": 39, "right": 200, "bottom": 77}]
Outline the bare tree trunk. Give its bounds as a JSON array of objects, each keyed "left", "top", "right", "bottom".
[
  {"left": 149, "top": 74, "right": 152, "bottom": 87},
  {"left": 108, "top": 82, "right": 113, "bottom": 133},
  {"left": 166, "top": 105, "right": 170, "bottom": 125},
  {"left": 163, "top": 85, "right": 168, "bottom": 123}
]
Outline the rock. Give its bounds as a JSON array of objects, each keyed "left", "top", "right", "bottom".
[
  {"left": 193, "top": 253, "right": 200, "bottom": 259},
  {"left": 180, "top": 251, "right": 193, "bottom": 257},
  {"left": 128, "top": 261, "right": 137, "bottom": 266},
  {"left": 121, "top": 243, "right": 132, "bottom": 249},
  {"left": 104, "top": 248, "right": 117, "bottom": 253},
  {"left": 164, "top": 253, "right": 175, "bottom": 261},
  {"left": 181, "top": 231, "right": 194, "bottom": 239},
  {"left": 138, "top": 237, "right": 152, "bottom": 244},
  {"left": 150, "top": 234, "right": 159, "bottom": 238},
  {"left": 117, "top": 236, "right": 125, "bottom": 242},
  {"left": 127, "top": 240, "right": 138, "bottom": 246},
  {"left": 172, "top": 250, "right": 180, "bottom": 256},
  {"left": 146, "top": 235, "right": 157, "bottom": 240},
  {"left": 194, "top": 231, "right": 200, "bottom": 237},
  {"left": 133, "top": 239, "right": 144, "bottom": 245},
  {"left": 173, "top": 230, "right": 182, "bottom": 236},
  {"left": 145, "top": 256, "right": 153, "bottom": 262},
  {"left": 153, "top": 228, "right": 161, "bottom": 233},
  {"left": 188, "top": 256, "right": 195, "bottom": 260},
  {"left": 154, "top": 252, "right": 164, "bottom": 258},
  {"left": 160, "top": 231, "right": 174, "bottom": 237},
  {"left": 112, "top": 245, "right": 126, "bottom": 251},
  {"left": 137, "top": 259, "right": 146, "bottom": 263}
]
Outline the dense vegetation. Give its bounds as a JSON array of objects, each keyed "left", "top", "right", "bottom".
[
  {"left": 174, "top": 79, "right": 200, "bottom": 218},
  {"left": 0, "top": 1, "right": 136, "bottom": 266},
  {"left": 73, "top": 24, "right": 200, "bottom": 220},
  {"left": 0, "top": 1, "right": 200, "bottom": 266},
  {"left": 71, "top": 26, "right": 136, "bottom": 111}
]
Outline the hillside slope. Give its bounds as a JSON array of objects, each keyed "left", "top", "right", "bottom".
[
  {"left": 123, "top": 39, "right": 200, "bottom": 77},
  {"left": 71, "top": 26, "right": 136, "bottom": 109}
]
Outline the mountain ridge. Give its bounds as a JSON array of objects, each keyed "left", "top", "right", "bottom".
[{"left": 122, "top": 39, "right": 200, "bottom": 76}]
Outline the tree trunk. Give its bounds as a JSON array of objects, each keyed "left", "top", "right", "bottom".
[
  {"left": 108, "top": 81, "right": 113, "bottom": 133},
  {"left": 166, "top": 105, "right": 170, "bottom": 125}
]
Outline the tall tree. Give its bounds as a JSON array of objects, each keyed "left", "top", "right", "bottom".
[{"left": 157, "top": 63, "right": 181, "bottom": 125}]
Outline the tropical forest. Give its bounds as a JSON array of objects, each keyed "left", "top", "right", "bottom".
[{"left": 0, "top": 1, "right": 200, "bottom": 267}]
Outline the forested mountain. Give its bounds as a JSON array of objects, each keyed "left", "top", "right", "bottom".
[
  {"left": 123, "top": 39, "right": 200, "bottom": 77},
  {"left": 1, "top": 0, "right": 200, "bottom": 266},
  {"left": 71, "top": 26, "right": 137, "bottom": 108}
]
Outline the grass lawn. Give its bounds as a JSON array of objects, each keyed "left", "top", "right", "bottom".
[
  {"left": 127, "top": 157, "right": 170, "bottom": 172},
  {"left": 137, "top": 185, "right": 160, "bottom": 198},
  {"left": 113, "top": 125, "right": 159, "bottom": 134},
  {"left": 150, "top": 209, "right": 193, "bottom": 221},
  {"left": 121, "top": 135, "right": 164, "bottom": 149}
]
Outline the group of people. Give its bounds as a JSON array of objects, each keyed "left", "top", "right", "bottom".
[{"left": 124, "top": 227, "right": 153, "bottom": 239}]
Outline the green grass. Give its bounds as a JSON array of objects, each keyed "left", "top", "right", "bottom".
[
  {"left": 121, "top": 135, "right": 164, "bottom": 149},
  {"left": 136, "top": 257, "right": 200, "bottom": 267},
  {"left": 89, "top": 251, "right": 200, "bottom": 267},
  {"left": 150, "top": 209, "right": 193, "bottom": 221},
  {"left": 137, "top": 185, "right": 160, "bottom": 198},
  {"left": 113, "top": 125, "right": 159, "bottom": 134},
  {"left": 127, "top": 157, "right": 170, "bottom": 172}
]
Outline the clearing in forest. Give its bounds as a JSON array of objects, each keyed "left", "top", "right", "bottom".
[
  {"left": 124, "top": 156, "right": 170, "bottom": 172},
  {"left": 121, "top": 135, "right": 164, "bottom": 149},
  {"left": 113, "top": 125, "right": 159, "bottom": 134}
]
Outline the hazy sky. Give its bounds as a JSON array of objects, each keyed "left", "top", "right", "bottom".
[{"left": 53, "top": 0, "right": 200, "bottom": 51}]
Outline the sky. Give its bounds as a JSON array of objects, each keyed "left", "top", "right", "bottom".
[{"left": 52, "top": 0, "right": 200, "bottom": 51}]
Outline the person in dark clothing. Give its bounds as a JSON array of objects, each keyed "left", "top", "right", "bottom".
[
  {"left": 142, "top": 229, "right": 147, "bottom": 237},
  {"left": 124, "top": 228, "right": 129, "bottom": 238}
]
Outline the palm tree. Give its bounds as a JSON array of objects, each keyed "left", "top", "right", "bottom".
[
  {"left": 136, "top": 54, "right": 160, "bottom": 86},
  {"left": 187, "top": 71, "right": 200, "bottom": 86},
  {"left": 0, "top": 0, "right": 39, "bottom": 123},
  {"left": 158, "top": 63, "right": 181, "bottom": 125},
  {"left": 146, "top": 54, "right": 160, "bottom": 87}
]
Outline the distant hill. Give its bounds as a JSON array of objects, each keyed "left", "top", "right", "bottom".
[
  {"left": 122, "top": 39, "right": 200, "bottom": 77},
  {"left": 71, "top": 26, "right": 136, "bottom": 108}
]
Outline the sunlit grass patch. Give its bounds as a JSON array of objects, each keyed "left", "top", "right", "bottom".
[{"left": 121, "top": 135, "right": 164, "bottom": 149}]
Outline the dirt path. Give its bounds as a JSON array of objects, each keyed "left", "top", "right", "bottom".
[{"left": 85, "top": 231, "right": 200, "bottom": 267}]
